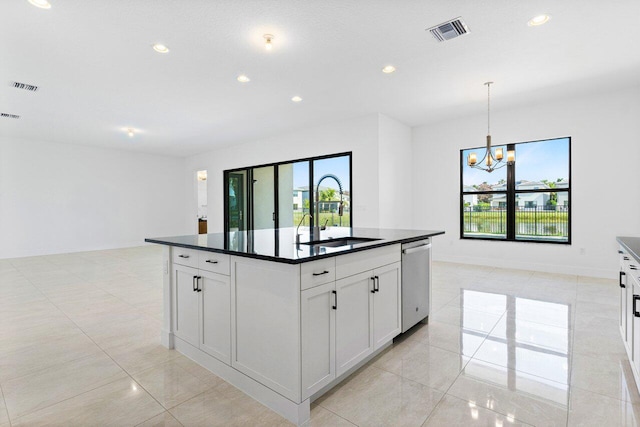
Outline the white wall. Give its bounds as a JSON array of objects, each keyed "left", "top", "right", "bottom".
[
  {"left": 412, "top": 85, "right": 640, "bottom": 278},
  {"left": 0, "top": 137, "right": 188, "bottom": 258},
  {"left": 197, "top": 173, "right": 208, "bottom": 219},
  {"left": 378, "top": 114, "right": 413, "bottom": 229},
  {"left": 185, "top": 114, "right": 381, "bottom": 233}
]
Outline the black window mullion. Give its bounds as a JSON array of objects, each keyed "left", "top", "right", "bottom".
[{"left": 506, "top": 143, "right": 516, "bottom": 240}]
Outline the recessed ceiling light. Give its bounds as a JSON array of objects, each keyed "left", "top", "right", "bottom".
[
  {"left": 382, "top": 65, "right": 396, "bottom": 74},
  {"left": 28, "top": 0, "right": 51, "bottom": 9},
  {"left": 152, "top": 44, "right": 170, "bottom": 53},
  {"left": 291, "top": 96, "right": 302, "bottom": 103},
  {"left": 237, "top": 75, "right": 250, "bottom": 83},
  {"left": 528, "top": 15, "right": 550, "bottom": 26},
  {"left": 264, "top": 34, "right": 274, "bottom": 50},
  {"left": 127, "top": 128, "right": 135, "bottom": 138}
]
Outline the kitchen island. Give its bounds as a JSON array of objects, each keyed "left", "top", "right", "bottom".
[{"left": 146, "top": 227, "right": 444, "bottom": 425}]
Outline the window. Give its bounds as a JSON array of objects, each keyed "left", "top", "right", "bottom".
[
  {"left": 224, "top": 152, "right": 352, "bottom": 233},
  {"left": 460, "top": 137, "right": 570, "bottom": 243}
]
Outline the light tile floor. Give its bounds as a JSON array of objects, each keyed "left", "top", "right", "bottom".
[{"left": 0, "top": 246, "right": 636, "bottom": 426}]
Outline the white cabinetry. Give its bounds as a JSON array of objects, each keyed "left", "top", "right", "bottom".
[
  {"left": 301, "top": 281, "right": 336, "bottom": 399},
  {"left": 335, "top": 271, "right": 374, "bottom": 376},
  {"left": 172, "top": 251, "right": 231, "bottom": 365},
  {"left": 632, "top": 274, "right": 640, "bottom": 376},
  {"left": 165, "top": 242, "right": 407, "bottom": 425},
  {"left": 372, "top": 262, "right": 402, "bottom": 349},
  {"left": 619, "top": 245, "right": 640, "bottom": 395},
  {"left": 231, "top": 257, "right": 301, "bottom": 402},
  {"left": 302, "top": 245, "right": 401, "bottom": 396}
]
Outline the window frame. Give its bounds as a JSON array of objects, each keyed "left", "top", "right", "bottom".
[
  {"left": 460, "top": 137, "right": 571, "bottom": 244},
  {"left": 223, "top": 151, "right": 353, "bottom": 234}
]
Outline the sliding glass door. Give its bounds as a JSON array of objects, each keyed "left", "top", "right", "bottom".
[{"left": 224, "top": 152, "right": 352, "bottom": 234}]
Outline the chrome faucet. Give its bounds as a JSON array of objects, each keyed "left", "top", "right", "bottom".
[
  {"left": 296, "top": 213, "right": 312, "bottom": 245},
  {"left": 313, "top": 174, "right": 344, "bottom": 240}
]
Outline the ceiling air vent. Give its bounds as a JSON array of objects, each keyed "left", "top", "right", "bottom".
[
  {"left": 426, "top": 17, "right": 469, "bottom": 42},
  {"left": 1, "top": 113, "right": 20, "bottom": 119},
  {"left": 12, "top": 81, "right": 39, "bottom": 92}
]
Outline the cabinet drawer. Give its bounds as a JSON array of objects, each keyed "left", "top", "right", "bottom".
[
  {"left": 172, "top": 247, "right": 199, "bottom": 268},
  {"left": 336, "top": 244, "right": 401, "bottom": 280},
  {"left": 301, "top": 258, "right": 336, "bottom": 290},
  {"left": 198, "top": 252, "right": 230, "bottom": 275}
]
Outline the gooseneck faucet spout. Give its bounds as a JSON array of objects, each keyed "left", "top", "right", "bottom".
[
  {"left": 296, "top": 213, "right": 312, "bottom": 244},
  {"left": 314, "top": 174, "right": 344, "bottom": 239}
]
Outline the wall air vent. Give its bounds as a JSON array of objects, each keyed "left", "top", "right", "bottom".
[
  {"left": 1, "top": 113, "right": 20, "bottom": 119},
  {"left": 12, "top": 81, "right": 39, "bottom": 92},
  {"left": 426, "top": 17, "right": 469, "bottom": 42}
]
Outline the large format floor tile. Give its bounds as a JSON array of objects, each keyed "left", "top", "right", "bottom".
[
  {"left": 0, "top": 247, "right": 635, "bottom": 425},
  {"left": 169, "top": 382, "right": 291, "bottom": 426},
  {"left": 315, "top": 364, "right": 444, "bottom": 427},
  {"left": 132, "top": 356, "right": 223, "bottom": 409},
  {"left": 571, "top": 354, "right": 640, "bottom": 403},
  {"left": 2, "top": 352, "right": 128, "bottom": 419},
  {"left": 568, "top": 387, "right": 640, "bottom": 426},
  {"left": 447, "top": 359, "right": 569, "bottom": 426},
  {"left": 373, "top": 337, "right": 469, "bottom": 392},
  {"left": 423, "top": 394, "right": 533, "bottom": 426},
  {"left": 135, "top": 411, "right": 184, "bottom": 427},
  {"left": 11, "top": 377, "right": 164, "bottom": 427}
]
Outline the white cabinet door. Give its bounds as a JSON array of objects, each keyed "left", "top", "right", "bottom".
[
  {"left": 173, "top": 264, "right": 200, "bottom": 347},
  {"left": 335, "top": 271, "right": 374, "bottom": 377},
  {"left": 373, "top": 262, "right": 401, "bottom": 350},
  {"left": 628, "top": 271, "right": 635, "bottom": 355},
  {"left": 200, "top": 270, "right": 231, "bottom": 365},
  {"left": 632, "top": 277, "right": 640, "bottom": 373},
  {"left": 621, "top": 269, "right": 628, "bottom": 342},
  {"left": 301, "top": 282, "right": 336, "bottom": 400}
]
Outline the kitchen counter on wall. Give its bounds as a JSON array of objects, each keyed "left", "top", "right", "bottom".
[
  {"left": 617, "top": 236, "right": 640, "bottom": 264},
  {"left": 145, "top": 227, "right": 445, "bottom": 264}
]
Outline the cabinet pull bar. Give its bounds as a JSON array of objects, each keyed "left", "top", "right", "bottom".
[
  {"left": 624, "top": 256, "right": 630, "bottom": 260},
  {"left": 192, "top": 276, "right": 197, "bottom": 292},
  {"left": 375, "top": 275, "right": 380, "bottom": 292},
  {"left": 371, "top": 277, "right": 376, "bottom": 293},
  {"left": 332, "top": 290, "right": 337, "bottom": 310},
  {"left": 634, "top": 295, "right": 640, "bottom": 317},
  {"left": 620, "top": 271, "right": 626, "bottom": 288},
  {"left": 619, "top": 250, "right": 624, "bottom": 254},
  {"left": 313, "top": 270, "right": 329, "bottom": 276},
  {"left": 178, "top": 254, "right": 190, "bottom": 259},
  {"left": 197, "top": 276, "right": 202, "bottom": 292},
  {"left": 631, "top": 266, "right": 638, "bottom": 270},
  {"left": 205, "top": 260, "right": 218, "bottom": 264}
]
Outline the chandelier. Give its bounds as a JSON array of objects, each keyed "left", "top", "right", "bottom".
[{"left": 467, "top": 82, "right": 515, "bottom": 172}]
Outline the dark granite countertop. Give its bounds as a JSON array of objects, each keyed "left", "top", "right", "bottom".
[
  {"left": 146, "top": 227, "right": 445, "bottom": 264},
  {"left": 617, "top": 236, "right": 640, "bottom": 264}
]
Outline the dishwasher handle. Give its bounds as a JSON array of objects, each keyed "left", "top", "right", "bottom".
[{"left": 403, "top": 244, "right": 431, "bottom": 255}]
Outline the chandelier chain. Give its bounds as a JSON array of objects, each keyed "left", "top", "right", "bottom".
[{"left": 486, "top": 82, "right": 491, "bottom": 135}]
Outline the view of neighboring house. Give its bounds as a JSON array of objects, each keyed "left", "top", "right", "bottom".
[
  {"left": 490, "top": 180, "right": 552, "bottom": 209},
  {"left": 292, "top": 186, "right": 351, "bottom": 212},
  {"left": 556, "top": 179, "right": 569, "bottom": 209},
  {"left": 462, "top": 185, "right": 478, "bottom": 206}
]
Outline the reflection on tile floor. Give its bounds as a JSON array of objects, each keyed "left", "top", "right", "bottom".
[{"left": 0, "top": 247, "right": 636, "bottom": 426}]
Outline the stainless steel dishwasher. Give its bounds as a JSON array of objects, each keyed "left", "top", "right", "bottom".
[{"left": 401, "top": 239, "right": 431, "bottom": 332}]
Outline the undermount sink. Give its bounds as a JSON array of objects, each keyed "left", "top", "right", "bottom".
[{"left": 300, "top": 237, "right": 381, "bottom": 248}]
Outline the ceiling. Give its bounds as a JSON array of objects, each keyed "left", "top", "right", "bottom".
[{"left": 2, "top": 0, "right": 639, "bottom": 157}]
